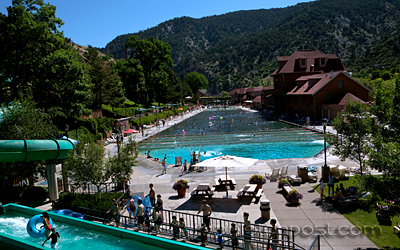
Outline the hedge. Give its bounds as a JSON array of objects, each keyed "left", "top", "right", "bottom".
[{"left": 55, "top": 192, "right": 129, "bottom": 212}]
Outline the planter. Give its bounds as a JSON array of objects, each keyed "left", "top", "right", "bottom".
[
  {"left": 290, "top": 197, "right": 299, "bottom": 204},
  {"left": 177, "top": 188, "right": 186, "bottom": 197},
  {"left": 257, "top": 184, "right": 263, "bottom": 190}
]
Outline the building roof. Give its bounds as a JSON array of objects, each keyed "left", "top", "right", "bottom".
[
  {"left": 252, "top": 96, "right": 262, "bottom": 103},
  {"left": 273, "top": 50, "right": 345, "bottom": 75},
  {"left": 338, "top": 93, "right": 368, "bottom": 106},
  {"left": 286, "top": 71, "right": 339, "bottom": 95}
]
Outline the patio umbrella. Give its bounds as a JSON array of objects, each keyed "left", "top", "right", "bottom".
[
  {"left": 194, "top": 154, "right": 258, "bottom": 198},
  {"left": 123, "top": 129, "right": 138, "bottom": 134}
]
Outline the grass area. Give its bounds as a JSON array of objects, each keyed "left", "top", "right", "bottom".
[{"left": 313, "top": 177, "right": 400, "bottom": 249}]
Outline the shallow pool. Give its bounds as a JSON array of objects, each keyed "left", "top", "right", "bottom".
[{"left": 0, "top": 212, "right": 164, "bottom": 250}]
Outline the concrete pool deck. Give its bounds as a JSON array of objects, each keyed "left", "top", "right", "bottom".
[{"left": 36, "top": 106, "right": 378, "bottom": 250}]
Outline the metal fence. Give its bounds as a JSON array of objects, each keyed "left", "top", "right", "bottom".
[
  {"left": 77, "top": 206, "right": 299, "bottom": 250},
  {"left": 58, "top": 182, "right": 122, "bottom": 195}
]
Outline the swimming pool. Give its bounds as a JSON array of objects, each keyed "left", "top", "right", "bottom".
[
  {"left": 0, "top": 204, "right": 203, "bottom": 250},
  {"left": 138, "top": 109, "right": 324, "bottom": 164}
]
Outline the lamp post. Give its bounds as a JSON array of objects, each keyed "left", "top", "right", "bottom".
[
  {"left": 75, "top": 120, "right": 78, "bottom": 139},
  {"left": 321, "top": 118, "right": 329, "bottom": 181},
  {"left": 65, "top": 124, "right": 69, "bottom": 139}
]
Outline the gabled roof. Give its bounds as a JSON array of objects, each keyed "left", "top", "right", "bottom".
[
  {"left": 252, "top": 96, "right": 262, "bottom": 103},
  {"left": 339, "top": 93, "right": 368, "bottom": 106},
  {"left": 286, "top": 71, "right": 371, "bottom": 96},
  {"left": 274, "top": 50, "right": 345, "bottom": 75}
]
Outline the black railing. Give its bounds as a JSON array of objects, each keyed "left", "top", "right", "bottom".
[
  {"left": 58, "top": 182, "right": 122, "bottom": 195},
  {"left": 76, "top": 206, "right": 297, "bottom": 250},
  {"left": 307, "top": 235, "right": 320, "bottom": 250}
]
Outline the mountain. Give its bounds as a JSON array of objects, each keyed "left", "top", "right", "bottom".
[{"left": 100, "top": 0, "right": 400, "bottom": 95}]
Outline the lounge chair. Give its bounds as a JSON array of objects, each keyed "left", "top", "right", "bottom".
[
  {"left": 266, "top": 168, "right": 280, "bottom": 182},
  {"left": 279, "top": 165, "right": 289, "bottom": 179}
]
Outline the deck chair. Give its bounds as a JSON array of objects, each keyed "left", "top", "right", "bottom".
[
  {"left": 279, "top": 165, "right": 289, "bottom": 179},
  {"left": 266, "top": 168, "right": 280, "bottom": 182}
]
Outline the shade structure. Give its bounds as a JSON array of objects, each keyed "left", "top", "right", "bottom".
[
  {"left": 123, "top": 129, "right": 138, "bottom": 134},
  {"left": 244, "top": 100, "right": 253, "bottom": 103},
  {"left": 194, "top": 155, "right": 258, "bottom": 197},
  {"left": 185, "top": 96, "right": 193, "bottom": 99},
  {"left": 178, "top": 108, "right": 183, "bottom": 110}
]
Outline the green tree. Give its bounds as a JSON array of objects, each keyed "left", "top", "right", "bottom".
[
  {"left": 63, "top": 137, "right": 137, "bottom": 198},
  {"left": 0, "top": 95, "right": 59, "bottom": 187},
  {"left": 368, "top": 78, "right": 400, "bottom": 177},
  {"left": 125, "top": 36, "right": 173, "bottom": 107},
  {"left": 0, "top": 0, "right": 92, "bottom": 117},
  {"left": 327, "top": 100, "right": 371, "bottom": 175},
  {"left": 84, "top": 46, "right": 125, "bottom": 109},
  {"left": 114, "top": 59, "right": 144, "bottom": 106},
  {"left": 184, "top": 71, "right": 209, "bottom": 97}
]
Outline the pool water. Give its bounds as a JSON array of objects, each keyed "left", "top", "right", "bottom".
[
  {"left": 0, "top": 212, "right": 164, "bottom": 250},
  {"left": 139, "top": 110, "right": 325, "bottom": 164}
]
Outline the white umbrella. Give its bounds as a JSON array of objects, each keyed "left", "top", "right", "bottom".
[{"left": 194, "top": 155, "right": 258, "bottom": 198}]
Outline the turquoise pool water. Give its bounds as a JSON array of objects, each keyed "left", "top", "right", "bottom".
[
  {"left": 0, "top": 212, "right": 164, "bottom": 250},
  {"left": 138, "top": 110, "right": 325, "bottom": 164}
]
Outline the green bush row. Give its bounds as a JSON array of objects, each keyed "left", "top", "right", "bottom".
[
  {"left": 131, "top": 107, "right": 188, "bottom": 127},
  {"left": 55, "top": 192, "right": 129, "bottom": 212}
]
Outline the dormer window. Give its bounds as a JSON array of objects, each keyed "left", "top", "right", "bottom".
[
  {"left": 320, "top": 58, "right": 326, "bottom": 67},
  {"left": 300, "top": 59, "right": 306, "bottom": 68}
]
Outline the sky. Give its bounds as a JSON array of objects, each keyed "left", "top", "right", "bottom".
[{"left": 1, "top": 0, "right": 310, "bottom": 48}]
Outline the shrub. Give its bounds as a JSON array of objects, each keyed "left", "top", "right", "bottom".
[
  {"left": 55, "top": 192, "right": 129, "bottom": 211},
  {"left": 287, "top": 189, "right": 303, "bottom": 200},
  {"left": 249, "top": 174, "right": 266, "bottom": 185},
  {"left": 172, "top": 180, "right": 190, "bottom": 190},
  {"left": 21, "top": 186, "right": 48, "bottom": 202}
]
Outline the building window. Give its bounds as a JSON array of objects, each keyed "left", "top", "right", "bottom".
[
  {"left": 320, "top": 58, "right": 326, "bottom": 66},
  {"left": 338, "top": 79, "right": 344, "bottom": 89},
  {"left": 326, "top": 94, "right": 331, "bottom": 100},
  {"left": 300, "top": 59, "right": 306, "bottom": 68}
]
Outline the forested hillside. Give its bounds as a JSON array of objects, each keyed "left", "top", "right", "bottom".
[{"left": 100, "top": 0, "right": 400, "bottom": 95}]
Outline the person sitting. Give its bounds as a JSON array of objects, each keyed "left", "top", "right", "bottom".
[
  {"left": 334, "top": 186, "right": 346, "bottom": 201},
  {"left": 339, "top": 183, "right": 348, "bottom": 197}
]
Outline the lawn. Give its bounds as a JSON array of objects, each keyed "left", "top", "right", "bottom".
[{"left": 313, "top": 177, "right": 400, "bottom": 249}]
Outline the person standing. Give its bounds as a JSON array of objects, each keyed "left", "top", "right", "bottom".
[
  {"left": 328, "top": 172, "right": 335, "bottom": 197},
  {"left": 197, "top": 200, "right": 212, "bottom": 232},
  {"left": 243, "top": 212, "right": 253, "bottom": 250},
  {"left": 136, "top": 199, "right": 145, "bottom": 231},
  {"left": 319, "top": 178, "right": 325, "bottom": 201},
  {"left": 126, "top": 195, "right": 136, "bottom": 224},
  {"left": 230, "top": 223, "right": 238, "bottom": 250},
  {"left": 270, "top": 219, "right": 279, "bottom": 250},
  {"left": 161, "top": 157, "right": 167, "bottom": 174},
  {"left": 108, "top": 199, "right": 120, "bottom": 227},
  {"left": 156, "top": 194, "right": 163, "bottom": 211},
  {"left": 151, "top": 207, "right": 163, "bottom": 235},
  {"left": 41, "top": 228, "right": 61, "bottom": 249},
  {"left": 146, "top": 183, "right": 156, "bottom": 207},
  {"left": 182, "top": 159, "right": 188, "bottom": 174},
  {"left": 40, "top": 211, "right": 52, "bottom": 238}
]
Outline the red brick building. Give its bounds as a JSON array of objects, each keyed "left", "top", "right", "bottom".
[{"left": 262, "top": 50, "right": 372, "bottom": 121}]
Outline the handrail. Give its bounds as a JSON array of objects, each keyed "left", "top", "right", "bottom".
[{"left": 307, "top": 234, "right": 320, "bottom": 250}]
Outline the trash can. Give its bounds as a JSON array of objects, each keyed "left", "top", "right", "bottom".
[
  {"left": 298, "top": 166, "right": 308, "bottom": 183},
  {"left": 322, "top": 165, "right": 330, "bottom": 182},
  {"left": 175, "top": 157, "right": 182, "bottom": 166},
  {"left": 260, "top": 199, "right": 270, "bottom": 220}
]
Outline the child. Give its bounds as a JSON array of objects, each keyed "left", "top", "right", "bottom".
[
  {"left": 319, "top": 178, "right": 325, "bottom": 201},
  {"left": 179, "top": 218, "right": 189, "bottom": 242},
  {"left": 230, "top": 223, "right": 238, "bottom": 250},
  {"left": 144, "top": 208, "right": 151, "bottom": 232},
  {"left": 41, "top": 228, "right": 61, "bottom": 249},
  {"left": 40, "top": 211, "right": 52, "bottom": 238},
  {"left": 215, "top": 228, "right": 224, "bottom": 249},
  {"left": 171, "top": 215, "right": 179, "bottom": 240},
  {"left": 200, "top": 223, "right": 208, "bottom": 246}
]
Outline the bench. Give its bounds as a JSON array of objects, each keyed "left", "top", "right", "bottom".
[
  {"left": 255, "top": 188, "right": 263, "bottom": 201},
  {"left": 283, "top": 186, "right": 292, "bottom": 196},
  {"left": 236, "top": 189, "right": 244, "bottom": 198}
]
